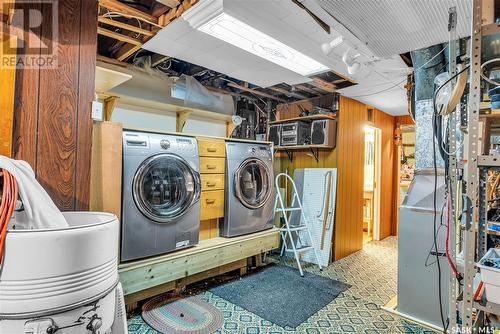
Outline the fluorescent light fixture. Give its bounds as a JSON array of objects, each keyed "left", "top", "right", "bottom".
[{"left": 188, "top": 9, "right": 329, "bottom": 77}]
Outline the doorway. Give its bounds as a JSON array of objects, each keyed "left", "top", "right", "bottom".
[{"left": 363, "top": 125, "right": 382, "bottom": 244}]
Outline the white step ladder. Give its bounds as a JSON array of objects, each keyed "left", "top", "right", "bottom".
[{"left": 274, "top": 173, "right": 322, "bottom": 276}]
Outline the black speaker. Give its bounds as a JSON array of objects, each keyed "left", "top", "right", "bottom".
[
  {"left": 311, "top": 119, "right": 337, "bottom": 147},
  {"left": 268, "top": 124, "right": 281, "bottom": 146}
]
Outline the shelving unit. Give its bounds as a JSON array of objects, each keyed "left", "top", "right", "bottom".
[
  {"left": 268, "top": 113, "right": 336, "bottom": 125},
  {"left": 274, "top": 145, "right": 335, "bottom": 162},
  {"left": 455, "top": 0, "right": 500, "bottom": 330}
]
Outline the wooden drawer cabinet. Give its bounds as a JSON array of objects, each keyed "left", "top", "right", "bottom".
[
  {"left": 200, "top": 190, "right": 224, "bottom": 220},
  {"left": 199, "top": 157, "right": 225, "bottom": 174},
  {"left": 198, "top": 138, "right": 226, "bottom": 157},
  {"left": 201, "top": 174, "right": 225, "bottom": 191}
]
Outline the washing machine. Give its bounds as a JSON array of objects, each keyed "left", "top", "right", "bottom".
[
  {"left": 221, "top": 141, "right": 274, "bottom": 237},
  {"left": 121, "top": 130, "right": 201, "bottom": 262}
]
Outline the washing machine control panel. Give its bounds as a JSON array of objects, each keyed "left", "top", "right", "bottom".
[
  {"left": 247, "top": 146, "right": 272, "bottom": 159},
  {"left": 174, "top": 137, "right": 196, "bottom": 153}
]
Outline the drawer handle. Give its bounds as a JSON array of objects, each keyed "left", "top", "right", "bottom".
[
  {"left": 207, "top": 148, "right": 218, "bottom": 152},
  {"left": 205, "top": 199, "right": 216, "bottom": 204},
  {"left": 206, "top": 182, "right": 217, "bottom": 187},
  {"left": 206, "top": 165, "right": 217, "bottom": 170}
]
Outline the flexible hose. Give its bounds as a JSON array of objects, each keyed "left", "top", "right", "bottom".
[{"left": 0, "top": 169, "right": 17, "bottom": 266}]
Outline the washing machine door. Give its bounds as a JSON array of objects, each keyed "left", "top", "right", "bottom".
[
  {"left": 133, "top": 154, "right": 200, "bottom": 223},
  {"left": 234, "top": 158, "right": 272, "bottom": 209}
]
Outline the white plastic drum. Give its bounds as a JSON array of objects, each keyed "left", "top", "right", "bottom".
[{"left": 0, "top": 212, "right": 119, "bottom": 318}]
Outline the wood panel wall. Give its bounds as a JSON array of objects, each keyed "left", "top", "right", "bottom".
[
  {"left": 372, "top": 109, "right": 396, "bottom": 239},
  {"left": 274, "top": 96, "right": 398, "bottom": 261},
  {"left": 12, "top": 0, "right": 98, "bottom": 210},
  {"left": 0, "top": 34, "right": 16, "bottom": 157},
  {"left": 334, "top": 97, "right": 366, "bottom": 260}
]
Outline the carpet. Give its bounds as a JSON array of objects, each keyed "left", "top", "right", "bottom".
[
  {"left": 141, "top": 295, "right": 223, "bottom": 334},
  {"left": 209, "top": 264, "right": 350, "bottom": 328}
]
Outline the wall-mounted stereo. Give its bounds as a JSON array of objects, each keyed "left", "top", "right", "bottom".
[
  {"left": 311, "top": 119, "right": 337, "bottom": 147},
  {"left": 268, "top": 124, "right": 281, "bottom": 146},
  {"left": 281, "top": 121, "right": 310, "bottom": 146}
]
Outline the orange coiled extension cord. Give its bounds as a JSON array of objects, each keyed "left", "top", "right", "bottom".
[{"left": 0, "top": 169, "right": 17, "bottom": 266}]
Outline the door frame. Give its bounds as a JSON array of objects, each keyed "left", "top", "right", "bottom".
[{"left": 364, "top": 125, "right": 383, "bottom": 241}]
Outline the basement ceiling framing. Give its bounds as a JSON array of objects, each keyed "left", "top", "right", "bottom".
[{"left": 97, "top": 0, "right": 356, "bottom": 103}]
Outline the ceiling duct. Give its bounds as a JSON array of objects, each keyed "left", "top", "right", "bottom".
[{"left": 96, "top": 61, "right": 235, "bottom": 117}]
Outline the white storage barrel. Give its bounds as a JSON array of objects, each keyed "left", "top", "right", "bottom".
[{"left": 0, "top": 212, "right": 119, "bottom": 317}]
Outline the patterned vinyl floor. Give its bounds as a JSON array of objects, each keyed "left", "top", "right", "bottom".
[{"left": 127, "top": 237, "right": 439, "bottom": 333}]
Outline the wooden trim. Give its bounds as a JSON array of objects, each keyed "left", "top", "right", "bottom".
[
  {"left": 97, "top": 27, "right": 142, "bottom": 45},
  {"left": 98, "top": 16, "right": 154, "bottom": 37},
  {"left": 98, "top": 0, "right": 158, "bottom": 24}
]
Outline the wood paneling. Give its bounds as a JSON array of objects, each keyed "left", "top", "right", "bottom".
[
  {"left": 274, "top": 96, "right": 397, "bottom": 261},
  {"left": 12, "top": 0, "right": 98, "bottom": 210},
  {"left": 334, "top": 97, "right": 366, "bottom": 260},
  {"left": 0, "top": 34, "right": 16, "bottom": 157},
  {"left": 12, "top": 1, "right": 41, "bottom": 168},
  {"left": 373, "top": 109, "right": 396, "bottom": 240}
]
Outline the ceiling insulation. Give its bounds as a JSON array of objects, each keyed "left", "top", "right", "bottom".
[{"left": 315, "top": 0, "right": 471, "bottom": 57}]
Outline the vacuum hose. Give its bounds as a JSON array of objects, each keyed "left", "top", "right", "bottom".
[{"left": 0, "top": 169, "right": 17, "bottom": 266}]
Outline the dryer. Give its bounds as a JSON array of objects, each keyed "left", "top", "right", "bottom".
[
  {"left": 222, "top": 141, "right": 274, "bottom": 237},
  {"left": 121, "top": 130, "right": 201, "bottom": 262}
]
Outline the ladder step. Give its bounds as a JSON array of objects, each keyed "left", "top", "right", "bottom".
[
  {"left": 276, "top": 207, "right": 301, "bottom": 212},
  {"left": 295, "top": 245, "right": 313, "bottom": 252},
  {"left": 280, "top": 226, "right": 308, "bottom": 232}
]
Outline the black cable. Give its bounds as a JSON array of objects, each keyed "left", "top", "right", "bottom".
[
  {"left": 430, "top": 63, "right": 470, "bottom": 333},
  {"left": 432, "top": 110, "right": 447, "bottom": 333}
]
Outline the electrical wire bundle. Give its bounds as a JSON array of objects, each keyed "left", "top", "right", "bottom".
[
  {"left": 431, "top": 60, "right": 470, "bottom": 333},
  {"left": 0, "top": 169, "right": 17, "bottom": 266}
]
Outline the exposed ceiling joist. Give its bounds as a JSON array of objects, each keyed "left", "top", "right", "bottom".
[
  {"left": 98, "top": 16, "right": 154, "bottom": 37},
  {"left": 268, "top": 86, "right": 308, "bottom": 100},
  {"left": 116, "top": 44, "right": 143, "bottom": 61},
  {"left": 310, "top": 78, "right": 336, "bottom": 93},
  {"left": 294, "top": 84, "right": 322, "bottom": 96},
  {"left": 97, "top": 27, "right": 142, "bottom": 46},
  {"left": 227, "top": 83, "right": 287, "bottom": 103},
  {"left": 99, "top": 0, "right": 158, "bottom": 24},
  {"left": 159, "top": 0, "right": 198, "bottom": 26},
  {"left": 156, "top": 0, "right": 181, "bottom": 8},
  {"left": 151, "top": 55, "right": 171, "bottom": 67}
]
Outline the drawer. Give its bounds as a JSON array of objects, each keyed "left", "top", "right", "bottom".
[
  {"left": 200, "top": 190, "right": 224, "bottom": 220},
  {"left": 201, "top": 174, "right": 225, "bottom": 191},
  {"left": 198, "top": 138, "right": 226, "bottom": 157},
  {"left": 200, "top": 157, "right": 225, "bottom": 174}
]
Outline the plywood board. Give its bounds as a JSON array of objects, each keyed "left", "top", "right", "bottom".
[{"left": 90, "top": 122, "right": 123, "bottom": 218}]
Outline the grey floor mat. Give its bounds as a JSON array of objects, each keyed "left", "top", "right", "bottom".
[{"left": 209, "top": 264, "right": 350, "bottom": 328}]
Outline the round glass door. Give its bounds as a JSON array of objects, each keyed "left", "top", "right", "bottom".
[
  {"left": 133, "top": 154, "right": 200, "bottom": 223},
  {"left": 235, "top": 159, "right": 272, "bottom": 209}
]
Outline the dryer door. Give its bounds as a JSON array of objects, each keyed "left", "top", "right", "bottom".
[
  {"left": 234, "top": 158, "right": 272, "bottom": 209},
  {"left": 133, "top": 154, "right": 200, "bottom": 223}
]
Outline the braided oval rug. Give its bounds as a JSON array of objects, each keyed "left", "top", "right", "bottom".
[{"left": 142, "top": 295, "right": 223, "bottom": 334}]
